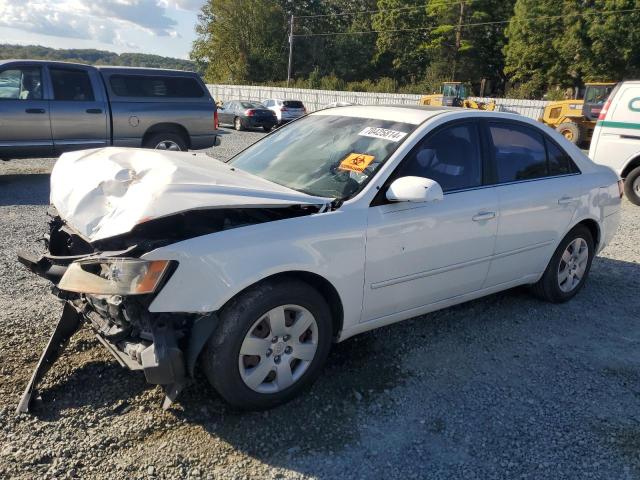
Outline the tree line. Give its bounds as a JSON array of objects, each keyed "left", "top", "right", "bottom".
[
  {"left": 0, "top": 45, "right": 199, "bottom": 73},
  {"left": 191, "top": 0, "right": 640, "bottom": 99}
]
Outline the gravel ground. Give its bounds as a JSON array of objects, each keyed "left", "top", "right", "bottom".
[{"left": 1, "top": 129, "right": 639, "bottom": 479}]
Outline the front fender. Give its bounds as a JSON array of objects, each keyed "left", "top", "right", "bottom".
[{"left": 142, "top": 208, "right": 367, "bottom": 330}]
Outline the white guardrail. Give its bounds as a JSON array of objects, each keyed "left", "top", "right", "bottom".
[{"left": 206, "top": 84, "right": 550, "bottom": 120}]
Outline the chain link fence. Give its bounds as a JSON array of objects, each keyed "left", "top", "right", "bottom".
[{"left": 206, "top": 84, "right": 550, "bottom": 120}]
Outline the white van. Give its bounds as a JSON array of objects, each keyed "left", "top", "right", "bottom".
[{"left": 589, "top": 81, "right": 640, "bottom": 205}]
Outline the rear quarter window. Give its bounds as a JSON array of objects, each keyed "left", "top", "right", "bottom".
[{"left": 109, "top": 74, "right": 205, "bottom": 98}]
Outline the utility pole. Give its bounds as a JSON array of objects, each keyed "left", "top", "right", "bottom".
[
  {"left": 452, "top": 1, "right": 465, "bottom": 80},
  {"left": 287, "top": 14, "right": 294, "bottom": 87}
]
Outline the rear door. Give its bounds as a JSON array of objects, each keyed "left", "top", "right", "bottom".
[
  {"left": 0, "top": 64, "right": 53, "bottom": 159},
  {"left": 483, "top": 120, "right": 582, "bottom": 287},
  {"left": 48, "top": 65, "right": 108, "bottom": 153},
  {"left": 218, "top": 101, "right": 234, "bottom": 125}
]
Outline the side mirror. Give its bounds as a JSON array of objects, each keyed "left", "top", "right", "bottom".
[
  {"left": 386, "top": 176, "right": 444, "bottom": 203},
  {"left": 213, "top": 135, "right": 222, "bottom": 147}
]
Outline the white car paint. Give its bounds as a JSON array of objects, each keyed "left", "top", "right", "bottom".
[
  {"left": 589, "top": 81, "right": 640, "bottom": 177},
  {"left": 50, "top": 147, "right": 330, "bottom": 242},
  {"left": 117, "top": 106, "right": 622, "bottom": 342},
  {"left": 262, "top": 98, "right": 306, "bottom": 123}
]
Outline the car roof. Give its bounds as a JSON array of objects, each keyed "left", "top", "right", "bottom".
[
  {"left": 0, "top": 59, "right": 196, "bottom": 75},
  {"left": 312, "top": 105, "right": 454, "bottom": 125}
]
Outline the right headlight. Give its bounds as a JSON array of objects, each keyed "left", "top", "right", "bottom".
[{"left": 58, "top": 258, "right": 174, "bottom": 295}]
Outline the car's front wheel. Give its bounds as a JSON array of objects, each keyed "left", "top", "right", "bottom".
[
  {"left": 531, "top": 225, "right": 594, "bottom": 303},
  {"left": 201, "top": 279, "right": 333, "bottom": 410}
]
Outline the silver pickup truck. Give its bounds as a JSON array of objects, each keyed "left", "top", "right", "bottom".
[{"left": 0, "top": 60, "right": 220, "bottom": 160}]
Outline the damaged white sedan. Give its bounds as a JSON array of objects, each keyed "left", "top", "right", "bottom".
[{"left": 18, "top": 106, "right": 622, "bottom": 412}]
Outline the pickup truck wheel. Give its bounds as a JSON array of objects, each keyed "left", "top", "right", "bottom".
[
  {"left": 234, "top": 117, "right": 244, "bottom": 131},
  {"left": 530, "top": 225, "right": 594, "bottom": 303},
  {"left": 623, "top": 166, "right": 640, "bottom": 206},
  {"left": 144, "top": 132, "right": 187, "bottom": 151},
  {"left": 201, "top": 279, "right": 332, "bottom": 410}
]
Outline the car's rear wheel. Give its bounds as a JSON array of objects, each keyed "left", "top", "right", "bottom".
[
  {"left": 144, "top": 132, "right": 187, "bottom": 151},
  {"left": 531, "top": 225, "right": 594, "bottom": 303},
  {"left": 201, "top": 279, "right": 333, "bottom": 410},
  {"left": 263, "top": 125, "right": 273, "bottom": 132},
  {"left": 623, "top": 166, "right": 640, "bottom": 206},
  {"left": 234, "top": 117, "right": 244, "bottom": 131}
]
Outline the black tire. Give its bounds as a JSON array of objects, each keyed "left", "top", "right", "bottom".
[
  {"left": 530, "top": 225, "right": 594, "bottom": 303},
  {"left": 263, "top": 125, "right": 273, "bottom": 132},
  {"left": 623, "top": 166, "right": 640, "bottom": 206},
  {"left": 143, "top": 132, "right": 187, "bottom": 151},
  {"left": 555, "top": 122, "right": 583, "bottom": 145},
  {"left": 234, "top": 117, "right": 244, "bottom": 131},
  {"left": 201, "top": 279, "right": 333, "bottom": 410}
]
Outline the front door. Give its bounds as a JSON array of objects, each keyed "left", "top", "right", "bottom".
[
  {"left": 0, "top": 65, "right": 52, "bottom": 159},
  {"left": 363, "top": 121, "right": 498, "bottom": 322},
  {"left": 48, "top": 66, "right": 108, "bottom": 153}
]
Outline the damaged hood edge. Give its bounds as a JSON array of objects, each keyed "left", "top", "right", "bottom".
[{"left": 51, "top": 147, "right": 332, "bottom": 242}]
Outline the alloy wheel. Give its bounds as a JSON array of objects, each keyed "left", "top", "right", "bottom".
[
  {"left": 557, "top": 237, "right": 589, "bottom": 293},
  {"left": 154, "top": 140, "right": 181, "bottom": 151}
]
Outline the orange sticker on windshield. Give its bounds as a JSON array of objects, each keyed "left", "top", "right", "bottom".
[{"left": 339, "top": 153, "right": 375, "bottom": 173}]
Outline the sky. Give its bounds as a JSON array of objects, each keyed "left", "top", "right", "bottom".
[{"left": 0, "top": 0, "right": 205, "bottom": 59}]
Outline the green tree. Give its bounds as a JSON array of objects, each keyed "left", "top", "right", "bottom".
[
  {"left": 503, "top": 0, "right": 564, "bottom": 97},
  {"left": 191, "top": 0, "right": 287, "bottom": 83}
]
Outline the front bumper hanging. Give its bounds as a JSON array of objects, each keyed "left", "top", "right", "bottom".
[{"left": 16, "top": 302, "right": 82, "bottom": 414}]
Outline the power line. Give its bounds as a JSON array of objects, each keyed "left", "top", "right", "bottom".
[
  {"left": 292, "top": 8, "right": 640, "bottom": 37},
  {"left": 295, "top": 0, "right": 467, "bottom": 20}
]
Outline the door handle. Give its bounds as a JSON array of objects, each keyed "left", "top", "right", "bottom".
[
  {"left": 86, "top": 108, "right": 103, "bottom": 114},
  {"left": 472, "top": 211, "right": 496, "bottom": 222},
  {"left": 25, "top": 108, "right": 45, "bottom": 114},
  {"left": 558, "top": 196, "right": 577, "bottom": 205}
]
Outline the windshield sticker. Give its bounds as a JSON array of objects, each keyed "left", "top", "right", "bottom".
[
  {"left": 358, "top": 127, "right": 408, "bottom": 142},
  {"left": 339, "top": 153, "right": 375, "bottom": 173}
]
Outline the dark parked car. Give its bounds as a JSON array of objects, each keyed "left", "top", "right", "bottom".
[
  {"left": 0, "top": 60, "right": 220, "bottom": 160},
  {"left": 218, "top": 100, "right": 277, "bottom": 132}
]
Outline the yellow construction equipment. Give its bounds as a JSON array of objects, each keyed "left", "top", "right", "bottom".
[
  {"left": 420, "top": 82, "right": 496, "bottom": 110},
  {"left": 539, "top": 82, "right": 616, "bottom": 145}
]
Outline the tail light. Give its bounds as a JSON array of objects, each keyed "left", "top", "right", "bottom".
[
  {"left": 618, "top": 179, "right": 624, "bottom": 198},
  {"left": 245, "top": 109, "right": 256, "bottom": 116},
  {"left": 598, "top": 99, "right": 611, "bottom": 120},
  {"left": 281, "top": 107, "right": 288, "bottom": 112},
  {"left": 214, "top": 110, "right": 219, "bottom": 130}
]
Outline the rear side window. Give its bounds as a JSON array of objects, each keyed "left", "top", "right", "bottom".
[
  {"left": 395, "top": 122, "right": 482, "bottom": 192},
  {"left": 489, "top": 123, "right": 548, "bottom": 182},
  {"left": 547, "top": 140, "right": 578, "bottom": 175},
  {"left": 50, "top": 68, "right": 95, "bottom": 101},
  {"left": 283, "top": 100, "right": 304, "bottom": 108},
  {"left": 109, "top": 75, "right": 205, "bottom": 98}
]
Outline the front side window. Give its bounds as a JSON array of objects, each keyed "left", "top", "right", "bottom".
[
  {"left": 489, "top": 123, "right": 547, "bottom": 182},
  {"left": 394, "top": 123, "right": 482, "bottom": 192},
  {"left": 50, "top": 68, "right": 95, "bottom": 101},
  {"left": 230, "top": 114, "right": 416, "bottom": 200},
  {"left": 109, "top": 75, "right": 204, "bottom": 98},
  {"left": 0, "top": 67, "right": 42, "bottom": 100}
]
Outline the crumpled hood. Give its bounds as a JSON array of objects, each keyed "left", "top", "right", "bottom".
[{"left": 51, "top": 147, "right": 330, "bottom": 242}]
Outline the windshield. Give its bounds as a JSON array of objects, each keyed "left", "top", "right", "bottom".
[
  {"left": 229, "top": 114, "right": 416, "bottom": 200},
  {"left": 585, "top": 85, "right": 614, "bottom": 104}
]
